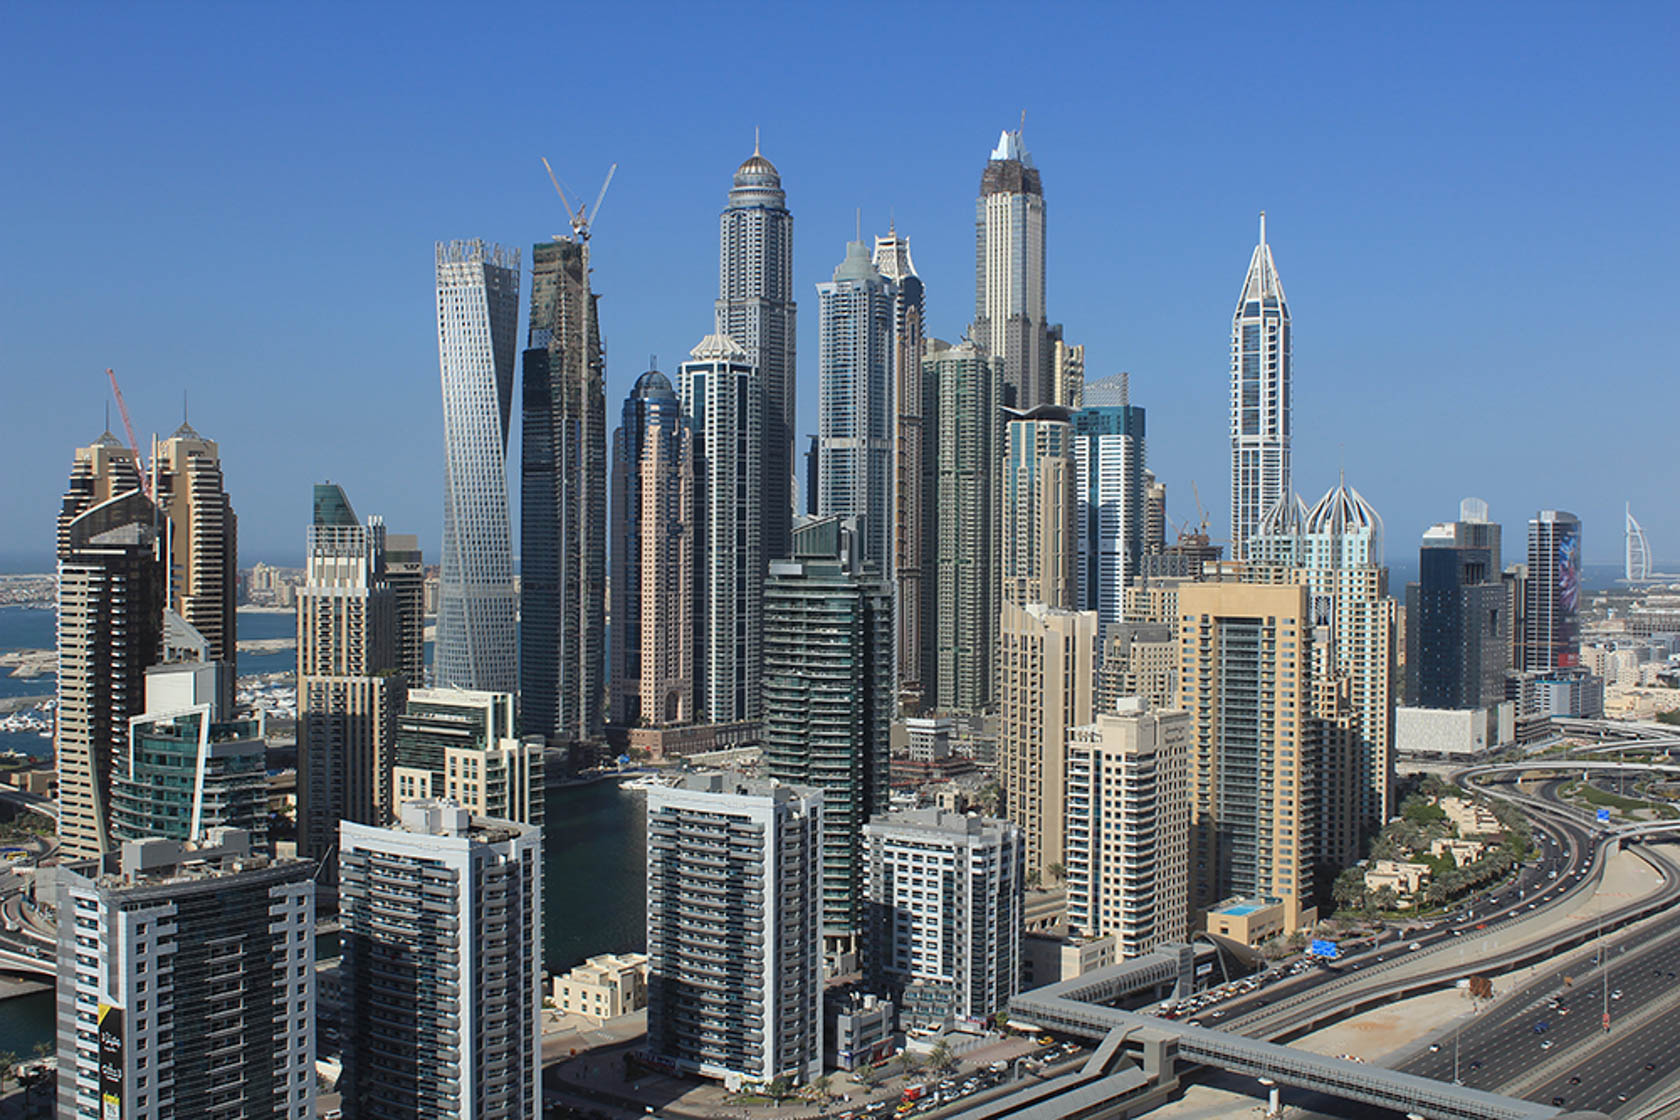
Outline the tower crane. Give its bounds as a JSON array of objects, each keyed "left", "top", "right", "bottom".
[
  {"left": 541, "top": 157, "right": 617, "bottom": 242},
  {"left": 105, "top": 367, "right": 151, "bottom": 498}
]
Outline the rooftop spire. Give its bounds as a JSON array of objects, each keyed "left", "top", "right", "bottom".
[
  {"left": 753, "top": 125, "right": 760, "bottom": 157},
  {"left": 1260, "top": 209, "right": 1267, "bottom": 249}
]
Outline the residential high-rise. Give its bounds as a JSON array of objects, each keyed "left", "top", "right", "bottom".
[
  {"left": 56, "top": 831, "right": 315, "bottom": 1120},
  {"left": 521, "top": 235, "right": 606, "bottom": 749},
  {"left": 763, "top": 517, "right": 893, "bottom": 960},
  {"left": 340, "top": 800, "right": 542, "bottom": 1120},
  {"left": 998, "top": 601, "right": 1098, "bottom": 884},
  {"left": 1247, "top": 478, "right": 1397, "bottom": 866},
  {"left": 112, "top": 699, "right": 268, "bottom": 850},
  {"left": 1072, "top": 391, "right": 1146, "bottom": 631},
  {"left": 383, "top": 533, "right": 427, "bottom": 687},
  {"left": 153, "top": 422, "right": 237, "bottom": 671},
  {"left": 1229, "top": 213, "right": 1292, "bottom": 561},
  {"left": 391, "top": 689, "right": 545, "bottom": 827},
  {"left": 975, "top": 126, "right": 1049, "bottom": 410},
  {"left": 1524, "top": 510, "right": 1583, "bottom": 671},
  {"left": 1096, "top": 621, "right": 1177, "bottom": 714},
  {"left": 678, "top": 332, "right": 764, "bottom": 722},
  {"left": 1001, "top": 406, "right": 1077, "bottom": 610},
  {"left": 717, "top": 140, "right": 797, "bottom": 563},
  {"left": 816, "top": 240, "right": 895, "bottom": 576},
  {"left": 1051, "top": 339, "right": 1084, "bottom": 409},
  {"left": 923, "top": 339, "right": 1000, "bottom": 714},
  {"left": 296, "top": 483, "right": 405, "bottom": 864},
  {"left": 57, "top": 474, "right": 163, "bottom": 861},
  {"left": 1176, "top": 581, "right": 1317, "bottom": 933},
  {"left": 1143, "top": 470, "right": 1167, "bottom": 556},
  {"left": 611, "top": 369, "right": 696, "bottom": 727},
  {"left": 1065, "top": 700, "right": 1191, "bottom": 955},
  {"left": 873, "top": 228, "right": 927, "bottom": 705},
  {"left": 863, "top": 809, "right": 1022, "bottom": 1031},
  {"left": 435, "top": 240, "right": 520, "bottom": 693},
  {"left": 645, "top": 773, "right": 823, "bottom": 1091},
  {"left": 1405, "top": 500, "right": 1507, "bottom": 709}
]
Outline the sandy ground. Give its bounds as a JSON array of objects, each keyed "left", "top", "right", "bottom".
[{"left": 1291, "top": 987, "right": 1474, "bottom": 1063}]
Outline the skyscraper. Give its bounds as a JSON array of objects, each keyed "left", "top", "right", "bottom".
[
  {"left": 873, "top": 228, "right": 927, "bottom": 705},
  {"left": 153, "top": 421, "right": 237, "bottom": 670},
  {"left": 1001, "top": 406, "right": 1077, "bottom": 611},
  {"left": 717, "top": 140, "right": 797, "bottom": 562},
  {"left": 1405, "top": 501, "right": 1507, "bottom": 709},
  {"left": 383, "top": 532, "right": 427, "bottom": 687},
  {"left": 862, "top": 809, "right": 1023, "bottom": 1030},
  {"left": 998, "top": 601, "right": 1097, "bottom": 884},
  {"left": 1051, "top": 339, "right": 1084, "bottom": 409},
  {"left": 1176, "top": 581, "right": 1317, "bottom": 933},
  {"left": 678, "top": 332, "right": 765, "bottom": 722},
  {"left": 1247, "top": 478, "right": 1397, "bottom": 864},
  {"left": 56, "top": 478, "right": 163, "bottom": 860},
  {"left": 1230, "top": 213, "right": 1292, "bottom": 561},
  {"left": 296, "top": 483, "right": 404, "bottom": 864},
  {"left": 645, "top": 773, "right": 823, "bottom": 1091},
  {"left": 391, "top": 689, "right": 545, "bottom": 827},
  {"left": 975, "top": 126, "right": 1049, "bottom": 410},
  {"left": 611, "top": 369, "right": 696, "bottom": 727},
  {"left": 817, "top": 240, "right": 895, "bottom": 575},
  {"left": 1524, "top": 510, "right": 1583, "bottom": 672},
  {"left": 922, "top": 340, "right": 1000, "bottom": 713},
  {"left": 55, "top": 832, "right": 316, "bottom": 1120},
  {"left": 1143, "top": 470, "right": 1167, "bottom": 556},
  {"left": 1065, "top": 700, "right": 1191, "bottom": 955},
  {"left": 340, "top": 801, "right": 543, "bottom": 1120},
  {"left": 112, "top": 701, "right": 269, "bottom": 851},
  {"left": 1072, "top": 388, "right": 1146, "bottom": 631},
  {"left": 522, "top": 235, "right": 606, "bottom": 748},
  {"left": 435, "top": 240, "right": 520, "bottom": 693},
  {"left": 763, "top": 517, "right": 893, "bottom": 961}
]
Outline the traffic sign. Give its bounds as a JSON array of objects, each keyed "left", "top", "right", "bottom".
[
  {"left": 1597, "top": 808, "right": 1611, "bottom": 823},
  {"left": 1308, "top": 939, "right": 1340, "bottom": 959}
]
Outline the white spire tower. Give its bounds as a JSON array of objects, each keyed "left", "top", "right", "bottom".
[{"left": 1230, "top": 212, "right": 1292, "bottom": 560}]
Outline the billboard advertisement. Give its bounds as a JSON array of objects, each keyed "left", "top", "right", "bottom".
[
  {"left": 1556, "top": 525, "right": 1580, "bottom": 667},
  {"left": 98, "top": 1003, "right": 122, "bottom": 1120}
]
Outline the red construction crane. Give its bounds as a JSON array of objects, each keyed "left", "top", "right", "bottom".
[{"left": 105, "top": 367, "right": 151, "bottom": 497}]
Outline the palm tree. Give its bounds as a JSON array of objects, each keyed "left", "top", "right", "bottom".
[{"left": 928, "top": 1040, "right": 956, "bottom": 1073}]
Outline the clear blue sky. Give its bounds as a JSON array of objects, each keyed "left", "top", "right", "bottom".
[{"left": 2, "top": 2, "right": 1675, "bottom": 573}]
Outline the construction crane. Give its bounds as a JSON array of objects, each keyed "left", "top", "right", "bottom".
[
  {"left": 105, "top": 367, "right": 151, "bottom": 498},
  {"left": 1189, "top": 480, "right": 1211, "bottom": 538},
  {"left": 540, "top": 157, "right": 617, "bottom": 242}
]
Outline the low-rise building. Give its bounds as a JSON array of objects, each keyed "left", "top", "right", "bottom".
[
  {"left": 552, "top": 953, "right": 649, "bottom": 1021},
  {"left": 1020, "top": 930, "right": 1117, "bottom": 990},
  {"left": 1204, "top": 898, "right": 1286, "bottom": 947},
  {"left": 1364, "top": 859, "right": 1431, "bottom": 899},
  {"left": 1428, "top": 837, "right": 1486, "bottom": 867},
  {"left": 825, "top": 991, "right": 896, "bottom": 1071},
  {"left": 1438, "top": 796, "right": 1502, "bottom": 837}
]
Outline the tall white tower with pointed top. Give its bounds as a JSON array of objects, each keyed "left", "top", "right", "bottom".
[
  {"left": 1230, "top": 213, "right": 1292, "bottom": 560},
  {"left": 975, "top": 127, "right": 1049, "bottom": 411}
]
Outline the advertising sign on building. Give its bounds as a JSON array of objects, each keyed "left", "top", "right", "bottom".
[{"left": 98, "top": 1002, "right": 123, "bottom": 1120}]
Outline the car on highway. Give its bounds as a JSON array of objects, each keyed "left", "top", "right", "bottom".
[
  {"left": 1541, "top": 1039, "right": 1554, "bottom": 1050},
  {"left": 1612, "top": 988, "right": 1623, "bottom": 1000}
]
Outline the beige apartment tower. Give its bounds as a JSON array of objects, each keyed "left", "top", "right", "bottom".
[
  {"left": 1065, "top": 700, "right": 1191, "bottom": 955},
  {"left": 998, "top": 601, "right": 1098, "bottom": 883},
  {"left": 1175, "top": 581, "right": 1317, "bottom": 934},
  {"left": 154, "top": 422, "right": 238, "bottom": 665},
  {"left": 1001, "top": 407, "right": 1077, "bottom": 611}
]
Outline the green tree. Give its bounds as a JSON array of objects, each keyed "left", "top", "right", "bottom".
[
  {"left": 1046, "top": 862, "right": 1065, "bottom": 884},
  {"left": 928, "top": 1040, "right": 955, "bottom": 1073},
  {"left": 809, "top": 1074, "right": 832, "bottom": 1101},
  {"left": 854, "top": 1062, "right": 881, "bottom": 1087},
  {"left": 894, "top": 1051, "right": 924, "bottom": 1078},
  {"left": 765, "top": 1074, "right": 794, "bottom": 1101},
  {"left": 1331, "top": 867, "right": 1367, "bottom": 913}
]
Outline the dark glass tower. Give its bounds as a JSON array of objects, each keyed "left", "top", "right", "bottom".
[
  {"left": 521, "top": 237, "right": 606, "bottom": 748},
  {"left": 1405, "top": 505, "right": 1507, "bottom": 708}
]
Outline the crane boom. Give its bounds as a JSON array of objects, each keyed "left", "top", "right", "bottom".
[
  {"left": 105, "top": 367, "right": 151, "bottom": 497},
  {"left": 588, "top": 162, "right": 617, "bottom": 228},
  {"left": 540, "top": 157, "right": 580, "bottom": 230}
]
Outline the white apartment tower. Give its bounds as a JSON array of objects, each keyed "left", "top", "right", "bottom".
[
  {"left": 434, "top": 240, "right": 521, "bottom": 693},
  {"left": 817, "top": 240, "right": 896, "bottom": 575},
  {"left": 339, "top": 801, "right": 543, "bottom": 1120},
  {"left": 975, "top": 127, "right": 1049, "bottom": 410},
  {"left": 1066, "top": 701, "right": 1191, "bottom": 956},
  {"left": 644, "top": 773, "right": 823, "bottom": 1091},
  {"left": 1230, "top": 213, "right": 1292, "bottom": 561},
  {"left": 678, "top": 333, "right": 765, "bottom": 722},
  {"left": 862, "top": 809, "right": 1023, "bottom": 1031},
  {"left": 56, "top": 831, "right": 316, "bottom": 1120}
]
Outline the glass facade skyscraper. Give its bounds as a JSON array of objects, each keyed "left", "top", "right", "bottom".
[
  {"left": 1230, "top": 213, "right": 1292, "bottom": 561},
  {"left": 434, "top": 240, "right": 520, "bottom": 693},
  {"left": 1072, "top": 396, "right": 1146, "bottom": 631},
  {"left": 521, "top": 236, "right": 606, "bottom": 747}
]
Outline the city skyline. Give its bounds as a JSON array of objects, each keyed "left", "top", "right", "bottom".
[{"left": 3, "top": 5, "right": 1673, "bottom": 571}]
